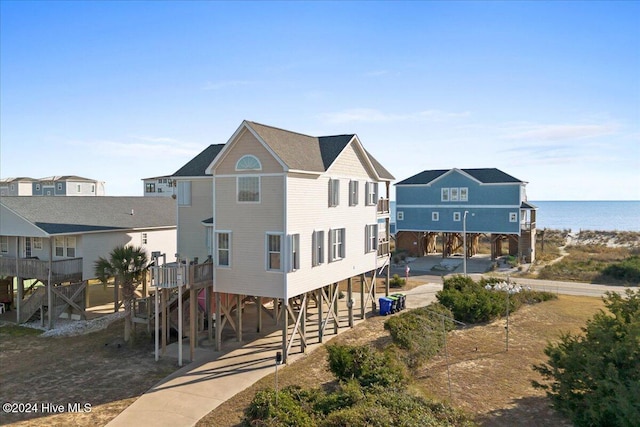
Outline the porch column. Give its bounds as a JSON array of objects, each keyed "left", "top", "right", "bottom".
[
  {"left": 257, "top": 296, "right": 262, "bottom": 333},
  {"left": 347, "top": 278, "right": 353, "bottom": 328},
  {"left": 215, "top": 292, "right": 221, "bottom": 351},
  {"left": 236, "top": 294, "right": 242, "bottom": 342},
  {"left": 282, "top": 298, "right": 288, "bottom": 363},
  {"left": 16, "top": 277, "right": 23, "bottom": 323},
  {"left": 317, "top": 288, "right": 323, "bottom": 343}
]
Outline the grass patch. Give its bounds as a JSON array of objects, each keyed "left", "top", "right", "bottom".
[
  {"left": 0, "top": 323, "right": 43, "bottom": 337},
  {"left": 538, "top": 245, "right": 639, "bottom": 285}
]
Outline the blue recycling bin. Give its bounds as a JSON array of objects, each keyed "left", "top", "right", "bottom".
[{"left": 379, "top": 297, "right": 393, "bottom": 315}]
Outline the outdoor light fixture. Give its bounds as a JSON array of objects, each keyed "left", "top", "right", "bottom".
[{"left": 485, "top": 278, "right": 523, "bottom": 352}]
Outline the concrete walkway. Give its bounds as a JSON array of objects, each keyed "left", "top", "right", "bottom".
[
  {"left": 106, "top": 283, "right": 443, "bottom": 427},
  {"left": 106, "top": 328, "right": 285, "bottom": 427}
]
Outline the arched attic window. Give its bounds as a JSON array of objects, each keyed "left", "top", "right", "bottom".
[{"left": 235, "top": 155, "right": 262, "bottom": 171}]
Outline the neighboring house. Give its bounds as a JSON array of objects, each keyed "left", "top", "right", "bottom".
[
  {"left": 0, "top": 176, "right": 105, "bottom": 196},
  {"left": 157, "top": 121, "right": 394, "bottom": 362},
  {"left": 0, "top": 177, "right": 35, "bottom": 196},
  {"left": 35, "top": 176, "right": 105, "bottom": 196},
  {"left": 395, "top": 168, "right": 536, "bottom": 262},
  {"left": 173, "top": 144, "right": 226, "bottom": 261},
  {"left": 0, "top": 196, "right": 177, "bottom": 327},
  {"left": 142, "top": 176, "right": 177, "bottom": 198}
]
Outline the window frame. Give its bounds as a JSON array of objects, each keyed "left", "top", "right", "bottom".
[
  {"left": 366, "top": 182, "right": 378, "bottom": 206},
  {"left": 291, "top": 234, "right": 300, "bottom": 271},
  {"left": 141, "top": 233, "right": 148, "bottom": 245},
  {"left": 397, "top": 211, "right": 404, "bottom": 221},
  {"left": 235, "top": 155, "right": 262, "bottom": 171},
  {"left": 177, "top": 181, "right": 191, "bottom": 206},
  {"left": 328, "top": 179, "right": 340, "bottom": 207},
  {"left": 266, "top": 233, "right": 283, "bottom": 271},
  {"left": 312, "top": 230, "right": 325, "bottom": 267},
  {"left": 216, "top": 231, "right": 231, "bottom": 267},
  {"left": 509, "top": 212, "right": 518, "bottom": 223},
  {"left": 453, "top": 212, "right": 461, "bottom": 222},
  {"left": 237, "top": 176, "right": 261, "bottom": 203},
  {"left": 329, "top": 228, "right": 346, "bottom": 262},
  {"left": 32, "top": 237, "right": 43, "bottom": 250},
  {"left": 349, "top": 180, "right": 359, "bottom": 206},
  {"left": 146, "top": 183, "right": 156, "bottom": 193},
  {"left": 0, "top": 236, "right": 8, "bottom": 253},
  {"left": 460, "top": 187, "right": 468, "bottom": 201},
  {"left": 432, "top": 212, "right": 439, "bottom": 221},
  {"left": 441, "top": 188, "right": 450, "bottom": 202},
  {"left": 365, "top": 224, "right": 378, "bottom": 253},
  {"left": 450, "top": 187, "right": 459, "bottom": 201},
  {"left": 55, "top": 237, "right": 65, "bottom": 257},
  {"left": 66, "top": 236, "right": 76, "bottom": 257}
]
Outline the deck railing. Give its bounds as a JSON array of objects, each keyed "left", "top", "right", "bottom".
[
  {"left": 377, "top": 241, "right": 391, "bottom": 257},
  {"left": 520, "top": 221, "right": 536, "bottom": 231},
  {"left": 377, "top": 198, "right": 390, "bottom": 215},
  {"left": 150, "top": 262, "right": 213, "bottom": 289},
  {"left": 0, "top": 257, "right": 83, "bottom": 283}
]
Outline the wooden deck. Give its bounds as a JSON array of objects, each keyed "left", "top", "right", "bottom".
[{"left": 0, "top": 257, "right": 83, "bottom": 283}]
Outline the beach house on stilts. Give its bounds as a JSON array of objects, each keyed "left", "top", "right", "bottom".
[
  {"left": 394, "top": 168, "right": 536, "bottom": 263},
  {"left": 152, "top": 121, "right": 394, "bottom": 363}
]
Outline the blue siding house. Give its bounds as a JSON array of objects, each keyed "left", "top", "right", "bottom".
[{"left": 395, "top": 168, "right": 536, "bottom": 262}]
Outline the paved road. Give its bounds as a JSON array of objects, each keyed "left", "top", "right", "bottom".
[{"left": 402, "top": 272, "right": 635, "bottom": 302}]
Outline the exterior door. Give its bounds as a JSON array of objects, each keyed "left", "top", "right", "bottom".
[{"left": 24, "top": 237, "right": 32, "bottom": 258}]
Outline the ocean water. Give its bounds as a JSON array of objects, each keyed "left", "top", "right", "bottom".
[{"left": 390, "top": 201, "right": 640, "bottom": 232}]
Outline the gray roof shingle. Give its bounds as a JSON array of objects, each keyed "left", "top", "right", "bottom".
[
  {"left": 1, "top": 196, "right": 176, "bottom": 235},
  {"left": 246, "top": 121, "right": 394, "bottom": 179},
  {"left": 396, "top": 168, "right": 524, "bottom": 185},
  {"left": 173, "top": 144, "right": 226, "bottom": 177}
]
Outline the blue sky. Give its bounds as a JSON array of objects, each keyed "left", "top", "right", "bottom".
[{"left": 1, "top": 1, "right": 638, "bottom": 200}]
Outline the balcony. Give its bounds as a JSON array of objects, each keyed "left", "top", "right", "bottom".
[
  {"left": 151, "top": 261, "right": 214, "bottom": 289},
  {"left": 377, "top": 198, "right": 390, "bottom": 216},
  {"left": 0, "top": 257, "right": 83, "bottom": 283}
]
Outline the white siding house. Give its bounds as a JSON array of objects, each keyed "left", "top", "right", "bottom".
[
  {"left": 162, "top": 121, "right": 393, "bottom": 361},
  {"left": 0, "top": 196, "right": 176, "bottom": 328}
]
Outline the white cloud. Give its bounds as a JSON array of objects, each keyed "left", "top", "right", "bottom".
[
  {"left": 502, "top": 123, "right": 617, "bottom": 141},
  {"left": 320, "top": 108, "right": 471, "bottom": 124}
]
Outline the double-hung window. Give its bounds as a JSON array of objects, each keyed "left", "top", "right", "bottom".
[
  {"left": 328, "top": 179, "right": 340, "bottom": 207},
  {"left": 329, "top": 228, "right": 346, "bottom": 262},
  {"left": 66, "top": 237, "right": 76, "bottom": 257},
  {"left": 349, "top": 180, "right": 359, "bottom": 206},
  {"left": 312, "top": 230, "right": 325, "bottom": 266},
  {"left": 0, "top": 236, "right": 8, "bottom": 253},
  {"left": 365, "top": 224, "right": 378, "bottom": 253},
  {"left": 55, "top": 237, "right": 65, "bottom": 257},
  {"left": 291, "top": 234, "right": 300, "bottom": 271},
  {"left": 217, "top": 232, "right": 231, "bottom": 267},
  {"left": 177, "top": 181, "right": 191, "bottom": 206},
  {"left": 366, "top": 182, "right": 378, "bottom": 206},
  {"left": 453, "top": 212, "right": 461, "bottom": 222},
  {"left": 238, "top": 176, "right": 260, "bottom": 202},
  {"left": 441, "top": 188, "right": 450, "bottom": 202},
  {"left": 33, "top": 237, "right": 43, "bottom": 250},
  {"left": 266, "top": 233, "right": 282, "bottom": 271},
  {"left": 509, "top": 212, "right": 518, "bottom": 223}
]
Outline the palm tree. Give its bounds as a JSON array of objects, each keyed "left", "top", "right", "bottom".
[{"left": 95, "top": 245, "right": 148, "bottom": 343}]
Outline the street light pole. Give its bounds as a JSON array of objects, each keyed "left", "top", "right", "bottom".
[{"left": 463, "top": 211, "right": 469, "bottom": 276}]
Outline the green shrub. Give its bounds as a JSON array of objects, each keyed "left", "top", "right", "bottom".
[
  {"left": 243, "top": 387, "right": 315, "bottom": 427},
  {"left": 601, "top": 255, "right": 640, "bottom": 284},
  {"left": 533, "top": 290, "right": 640, "bottom": 427},
  {"left": 389, "top": 274, "right": 405, "bottom": 288},
  {"left": 326, "top": 344, "right": 407, "bottom": 389},
  {"left": 384, "top": 303, "right": 455, "bottom": 368},
  {"left": 437, "top": 276, "right": 556, "bottom": 324}
]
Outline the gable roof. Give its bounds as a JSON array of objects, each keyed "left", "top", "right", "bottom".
[
  {"left": 237, "top": 121, "right": 393, "bottom": 180},
  {"left": 0, "top": 196, "right": 176, "bottom": 236},
  {"left": 173, "top": 144, "right": 226, "bottom": 177},
  {"left": 396, "top": 168, "right": 524, "bottom": 185}
]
